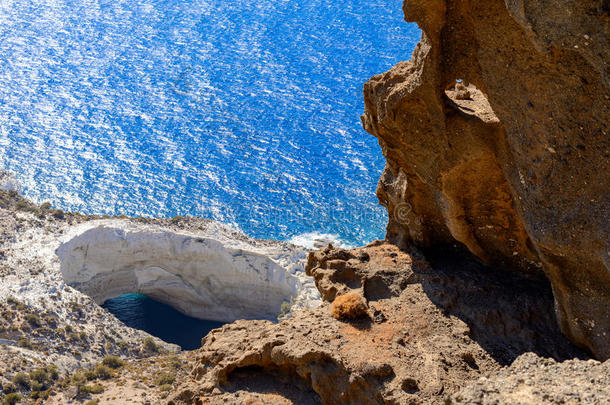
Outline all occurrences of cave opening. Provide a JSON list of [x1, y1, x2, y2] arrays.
[[56, 225, 301, 350], [102, 293, 224, 350]]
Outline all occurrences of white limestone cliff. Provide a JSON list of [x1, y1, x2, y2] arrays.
[[56, 220, 319, 322]]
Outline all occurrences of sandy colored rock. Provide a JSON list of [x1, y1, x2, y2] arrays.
[[170, 243, 586, 404], [450, 352, 610, 405], [361, 0, 610, 359]]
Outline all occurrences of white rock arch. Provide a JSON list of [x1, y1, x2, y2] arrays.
[[56, 225, 299, 322]]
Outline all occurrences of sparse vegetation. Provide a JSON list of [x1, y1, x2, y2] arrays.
[[2, 393, 22, 405], [51, 209, 65, 219], [25, 313, 40, 327], [29, 368, 48, 384], [278, 298, 294, 319], [82, 384, 104, 394], [15, 200, 36, 212], [143, 337, 159, 352], [93, 365, 113, 380], [102, 355, 125, 369], [11, 373, 29, 390], [330, 292, 368, 320], [159, 383, 173, 392], [155, 373, 175, 386]]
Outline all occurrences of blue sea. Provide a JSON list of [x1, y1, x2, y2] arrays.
[[0, 0, 419, 247]]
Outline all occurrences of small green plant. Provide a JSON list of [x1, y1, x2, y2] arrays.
[[155, 373, 175, 386], [29, 368, 48, 384], [82, 384, 104, 394], [1, 383, 16, 394], [43, 315, 57, 326], [39, 202, 52, 210], [278, 298, 294, 319], [46, 365, 59, 381], [71, 372, 86, 385], [30, 389, 51, 400], [11, 373, 30, 389], [15, 200, 36, 212], [94, 365, 112, 380], [2, 393, 22, 405], [142, 337, 158, 352], [85, 400, 99, 405], [17, 338, 32, 350], [158, 383, 173, 392], [30, 381, 44, 391], [101, 355, 125, 369], [25, 314, 41, 327]]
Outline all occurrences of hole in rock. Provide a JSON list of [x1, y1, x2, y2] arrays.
[[224, 366, 322, 405], [102, 293, 224, 350], [401, 377, 419, 394], [56, 226, 300, 349]]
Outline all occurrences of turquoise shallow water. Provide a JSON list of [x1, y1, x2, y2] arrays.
[[0, 0, 419, 247]]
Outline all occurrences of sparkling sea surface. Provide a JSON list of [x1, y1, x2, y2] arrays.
[[0, 0, 419, 247]]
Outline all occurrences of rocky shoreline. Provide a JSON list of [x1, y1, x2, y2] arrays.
[[0, 188, 320, 403], [1, 0, 609, 404]]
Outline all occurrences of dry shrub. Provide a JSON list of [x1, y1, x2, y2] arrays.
[[330, 293, 368, 320]]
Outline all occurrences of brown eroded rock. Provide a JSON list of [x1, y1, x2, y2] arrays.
[[170, 243, 585, 404], [449, 352, 610, 405], [361, 0, 610, 359]]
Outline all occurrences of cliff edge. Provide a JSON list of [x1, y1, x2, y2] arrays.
[[166, 2, 609, 404], [361, 0, 609, 359]]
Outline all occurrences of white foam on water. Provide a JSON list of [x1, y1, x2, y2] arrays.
[[0, 171, 21, 193], [288, 231, 352, 251]]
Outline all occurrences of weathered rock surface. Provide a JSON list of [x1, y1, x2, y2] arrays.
[[170, 243, 589, 404], [57, 222, 313, 322], [450, 352, 610, 405], [361, 0, 610, 359]]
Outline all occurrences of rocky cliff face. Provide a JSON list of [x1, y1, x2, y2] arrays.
[[170, 243, 590, 404], [361, 0, 609, 359]]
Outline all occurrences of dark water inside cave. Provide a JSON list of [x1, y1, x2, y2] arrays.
[[102, 293, 224, 350]]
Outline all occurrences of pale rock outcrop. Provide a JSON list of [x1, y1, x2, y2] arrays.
[[450, 352, 610, 404], [0, 170, 20, 193], [56, 221, 318, 322]]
